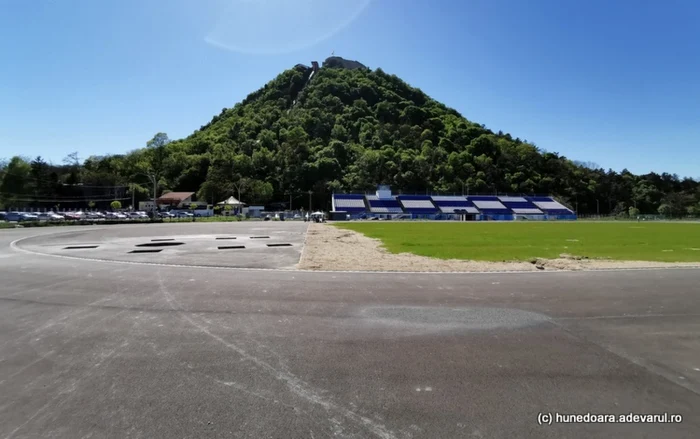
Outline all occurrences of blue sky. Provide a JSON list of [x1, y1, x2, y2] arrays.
[[1, 0, 699, 178]]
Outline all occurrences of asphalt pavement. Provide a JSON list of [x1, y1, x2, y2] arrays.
[[1, 222, 700, 438]]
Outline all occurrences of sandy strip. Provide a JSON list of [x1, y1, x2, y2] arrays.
[[298, 223, 700, 272]]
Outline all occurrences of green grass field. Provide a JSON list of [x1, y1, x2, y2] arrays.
[[334, 222, 700, 262]]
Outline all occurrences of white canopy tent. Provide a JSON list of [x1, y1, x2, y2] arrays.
[[217, 196, 245, 207]]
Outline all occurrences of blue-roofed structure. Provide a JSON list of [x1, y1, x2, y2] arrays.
[[329, 186, 577, 221]]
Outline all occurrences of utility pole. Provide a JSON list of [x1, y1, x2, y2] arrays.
[[133, 172, 158, 218], [596, 199, 600, 217], [131, 184, 135, 211], [308, 190, 313, 212]]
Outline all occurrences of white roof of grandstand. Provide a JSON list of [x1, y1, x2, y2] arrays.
[[498, 196, 527, 202], [533, 201, 571, 211], [334, 198, 365, 207], [365, 195, 379, 200], [401, 199, 434, 208], [431, 195, 468, 201]]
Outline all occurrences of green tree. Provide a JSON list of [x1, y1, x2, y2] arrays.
[[189, 203, 197, 211], [629, 207, 640, 217], [88, 201, 96, 210], [110, 200, 122, 211], [0, 156, 31, 207], [146, 133, 171, 149], [658, 204, 671, 216]]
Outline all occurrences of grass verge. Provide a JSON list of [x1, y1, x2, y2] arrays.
[[334, 221, 700, 262]]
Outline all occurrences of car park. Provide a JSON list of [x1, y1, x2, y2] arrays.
[[128, 211, 149, 219], [5, 212, 39, 222]]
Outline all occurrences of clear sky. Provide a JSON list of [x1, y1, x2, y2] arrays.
[[1, 0, 699, 178]]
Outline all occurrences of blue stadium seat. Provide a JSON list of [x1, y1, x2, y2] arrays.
[[366, 195, 403, 213], [431, 196, 480, 214]]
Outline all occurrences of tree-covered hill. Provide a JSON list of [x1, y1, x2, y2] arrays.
[[1, 57, 699, 215]]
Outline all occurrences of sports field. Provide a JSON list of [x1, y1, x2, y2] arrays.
[[334, 221, 700, 262]]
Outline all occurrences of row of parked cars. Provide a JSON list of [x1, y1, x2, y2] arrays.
[[0, 211, 152, 222]]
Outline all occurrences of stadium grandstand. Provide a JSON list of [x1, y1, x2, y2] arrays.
[[330, 186, 576, 221]]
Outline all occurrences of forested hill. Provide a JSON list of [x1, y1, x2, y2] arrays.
[[1, 58, 699, 215]]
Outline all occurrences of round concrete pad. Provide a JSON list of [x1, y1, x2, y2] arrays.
[[14, 222, 308, 269], [362, 306, 549, 331]]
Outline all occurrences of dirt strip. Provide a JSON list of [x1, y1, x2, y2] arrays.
[[298, 223, 700, 272]]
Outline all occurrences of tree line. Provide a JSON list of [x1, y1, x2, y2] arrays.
[[1, 62, 698, 216]]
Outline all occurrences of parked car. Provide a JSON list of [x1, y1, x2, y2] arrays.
[[37, 212, 64, 221], [0, 211, 6, 221], [5, 212, 39, 222], [158, 211, 175, 218], [63, 211, 84, 220], [175, 211, 194, 218], [128, 211, 149, 219], [85, 212, 105, 219]]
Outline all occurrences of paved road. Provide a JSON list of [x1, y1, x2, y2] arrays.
[[1, 223, 700, 438]]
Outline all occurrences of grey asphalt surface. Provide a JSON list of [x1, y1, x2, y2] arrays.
[[1, 222, 700, 438]]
